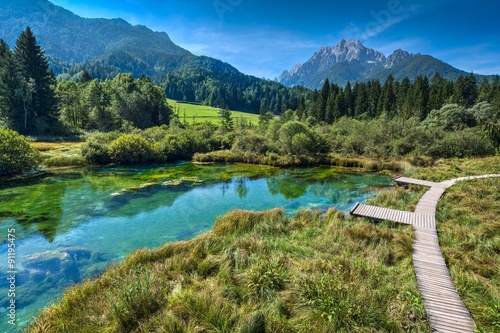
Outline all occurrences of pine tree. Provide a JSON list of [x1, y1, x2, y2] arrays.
[[219, 107, 234, 134], [478, 78, 491, 102], [0, 40, 22, 129], [14, 27, 57, 134], [411, 76, 430, 120], [344, 82, 353, 117], [317, 78, 330, 122], [380, 75, 396, 115], [462, 73, 479, 107], [429, 73, 445, 111]]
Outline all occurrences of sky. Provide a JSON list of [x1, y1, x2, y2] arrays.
[[49, 0, 500, 79]]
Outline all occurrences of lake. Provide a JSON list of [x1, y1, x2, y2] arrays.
[[0, 163, 392, 331]]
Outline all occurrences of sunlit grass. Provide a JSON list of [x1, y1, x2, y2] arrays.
[[27, 208, 428, 332], [31, 141, 86, 168], [367, 156, 500, 332], [168, 99, 260, 125]]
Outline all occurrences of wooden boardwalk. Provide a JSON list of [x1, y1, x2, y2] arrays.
[[351, 174, 500, 333]]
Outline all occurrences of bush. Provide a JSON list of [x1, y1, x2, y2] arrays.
[[278, 121, 320, 156], [427, 129, 495, 158], [0, 129, 42, 177], [81, 132, 120, 164], [232, 134, 274, 154], [108, 134, 160, 165]]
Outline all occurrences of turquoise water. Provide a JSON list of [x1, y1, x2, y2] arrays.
[[0, 163, 392, 332]]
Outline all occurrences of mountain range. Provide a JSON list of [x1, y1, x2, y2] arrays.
[[0, 0, 244, 80], [0, 0, 495, 95], [276, 39, 481, 89]]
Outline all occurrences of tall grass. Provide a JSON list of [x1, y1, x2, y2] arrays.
[[366, 156, 500, 332], [27, 208, 428, 332]]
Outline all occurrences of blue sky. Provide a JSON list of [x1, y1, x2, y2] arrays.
[[50, 0, 500, 79]]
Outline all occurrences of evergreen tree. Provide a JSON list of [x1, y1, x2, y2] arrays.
[[333, 91, 346, 121], [353, 82, 369, 117], [325, 93, 336, 124], [429, 73, 446, 111], [344, 82, 353, 117], [80, 70, 93, 84], [396, 77, 411, 118], [14, 27, 58, 134], [452, 74, 478, 107], [463, 73, 479, 107], [411, 76, 430, 120], [381, 75, 396, 115], [317, 79, 330, 122], [219, 107, 234, 134], [0, 40, 22, 129]]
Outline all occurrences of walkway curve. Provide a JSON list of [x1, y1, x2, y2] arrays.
[[351, 174, 500, 333]]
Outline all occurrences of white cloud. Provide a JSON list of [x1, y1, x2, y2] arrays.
[[340, 3, 420, 41]]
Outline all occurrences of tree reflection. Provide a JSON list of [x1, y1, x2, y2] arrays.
[[266, 174, 307, 199], [234, 177, 249, 199]]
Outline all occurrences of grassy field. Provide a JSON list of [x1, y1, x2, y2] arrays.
[[168, 99, 260, 125]]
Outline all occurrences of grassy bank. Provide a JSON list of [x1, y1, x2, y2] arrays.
[[194, 150, 406, 172], [27, 208, 428, 332], [31, 141, 87, 168]]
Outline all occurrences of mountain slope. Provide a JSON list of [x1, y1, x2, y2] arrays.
[[277, 39, 476, 89], [0, 0, 189, 63], [0, 0, 310, 114]]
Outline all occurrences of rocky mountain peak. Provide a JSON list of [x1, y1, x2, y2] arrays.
[[385, 48, 414, 68], [330, 39, 386, 63]]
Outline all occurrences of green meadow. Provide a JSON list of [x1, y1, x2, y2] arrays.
[[167, 99, 260, 125]]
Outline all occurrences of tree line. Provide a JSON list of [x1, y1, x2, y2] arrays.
[[295, 74, 500, 124], [0, 28, 173, 136]]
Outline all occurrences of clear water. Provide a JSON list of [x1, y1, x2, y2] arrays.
[[0, 163, 392, 332]]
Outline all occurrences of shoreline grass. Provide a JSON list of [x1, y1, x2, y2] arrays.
[[27, 208, 429, 332]]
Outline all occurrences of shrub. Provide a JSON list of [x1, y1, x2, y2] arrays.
[[108, 134, 160, 165], [81, 132, 120, 164], [0, 129, 42, 177], [427, 129, 495, 158], [278, 121, 320, 156], [232, 134, 274, 154]]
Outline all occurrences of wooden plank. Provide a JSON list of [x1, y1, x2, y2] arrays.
[[393, 176, 449, 188], [349, 174, 500, 333]]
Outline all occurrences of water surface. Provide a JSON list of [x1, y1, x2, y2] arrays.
[[0, 163, 392, 331]]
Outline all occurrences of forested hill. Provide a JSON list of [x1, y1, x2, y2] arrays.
[[0, 0, 189, 63], [0, 0, 308, 112]]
